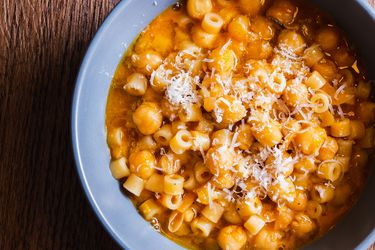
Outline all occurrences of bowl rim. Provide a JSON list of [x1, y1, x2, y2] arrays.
[[71, 1, 133, 248], [71, 0, 375, 249], [343, 2, 375, 248]]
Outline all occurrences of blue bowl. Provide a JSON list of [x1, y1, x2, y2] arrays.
[[71, 0, 375, 249]]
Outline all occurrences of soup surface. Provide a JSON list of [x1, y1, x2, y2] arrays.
[[105, 0, 374, 249]]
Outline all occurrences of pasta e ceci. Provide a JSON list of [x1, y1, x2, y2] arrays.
[[105, 0, 374, 249]]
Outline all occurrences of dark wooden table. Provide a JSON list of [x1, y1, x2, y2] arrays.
[[0, 0, 374, 249]]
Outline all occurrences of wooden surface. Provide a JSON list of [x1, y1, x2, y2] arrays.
[[0, 1, 121, 249], [0, 0, 374, 249]]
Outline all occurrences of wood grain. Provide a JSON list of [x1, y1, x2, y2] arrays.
[[0, 0, 374, 249], [0, 1, 121, 249]]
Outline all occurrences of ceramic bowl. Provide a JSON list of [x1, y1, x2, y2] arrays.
[[71, 0, 375, 249]]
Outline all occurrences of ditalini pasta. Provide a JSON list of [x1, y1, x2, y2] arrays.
[[105, 0, 374, 249]]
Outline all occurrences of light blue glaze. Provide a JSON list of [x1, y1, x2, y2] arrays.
[[71, 1, 375, 249]]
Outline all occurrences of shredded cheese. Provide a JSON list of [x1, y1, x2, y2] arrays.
[[165, 72, 198, 107], [334, 83, 347, 100], [220, 39, 232, 55], [132, 25, 358, 208]]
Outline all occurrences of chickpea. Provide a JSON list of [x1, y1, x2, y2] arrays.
[[124, 72, 148, 96], [206, 146, 235, 176], [331, 45, 355, 67], [236, 197, 262, 217], [274, 206, 294, 230], [281, 119, 301, 136], [268, 177, 296, 203], [219, 7, 240, 28], [194, 117, 214, 134], [133, 102, 163, 135], [266, 0, 297, 26], [151, 66, 170, 92], [349, 120, 366, 140], [239, 0, 264, 16], [132, 50, 163, 75], [312, 58, 338, 82], [211, 129, 233, 148], [287, 190, 308, 211], [201, 77, 225, 98], [223, 205, 243, 225], [250, 117, 283, 147], [208, 47, 236, 74], [237, 123, 254, 150], [212, 172, 235, 189], [265, 152, 294, 177], [294, 126, 327, 155], [217, 225, 247, 250], [357, 102, 375, 123], [247, 39, 273, 60], [254, 227, 284, 250], [293, 172, 313, 190], [303, 45, 325, 67], [214, 96, 247, 124], [316, 26, 340, 51], [294, 157, 317, 173], [191, 131, 211, 151], [228, 15, 250, 41], [158, 153, 182, 174], [278, 30, 306, 55], [318, 136, 338, 161], [136, 135, 157, 151], [187, 0, 213, 19], [251, 16, 275, 41], [283, 81, 308, 107], [129, 150, 156, 179], [291, 213, 316, 237]]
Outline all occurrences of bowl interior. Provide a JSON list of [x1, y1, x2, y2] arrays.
[[72, 0, 375, 249], [306, 1, 375, 249]]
